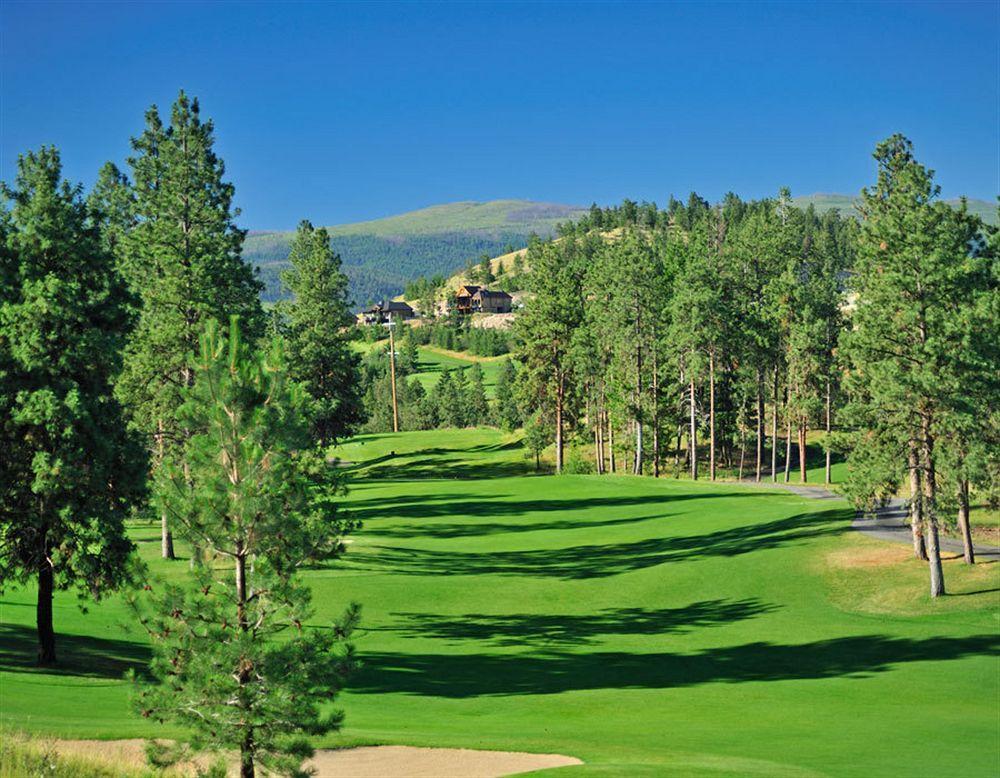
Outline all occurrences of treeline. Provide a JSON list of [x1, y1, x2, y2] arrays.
[[514, 135, 998, 598], [413, 320, 512, 356], [0, 92, 367, 777]]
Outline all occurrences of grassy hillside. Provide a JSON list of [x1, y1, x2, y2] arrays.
[[2, 428, 997, 776], [793, 192, 996, 224], [244, 200, 586, 305]]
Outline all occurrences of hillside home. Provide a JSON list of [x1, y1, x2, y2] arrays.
[[358, 299, 415, 325], [454, 285, 513, 314]]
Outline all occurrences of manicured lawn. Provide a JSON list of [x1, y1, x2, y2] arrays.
[[1, 428, 997, 776], [409, 346, 507, 397]]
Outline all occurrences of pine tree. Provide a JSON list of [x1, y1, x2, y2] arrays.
[[514, 235, 590, 472], [278, 220, 365, 445], [493, 358, 521, 430], [466, 363, 490, 424], [842, 134, 986, 597], [131, 319, 358, 778], [0, 147, 146, 664], [116, 91, 264, 559]]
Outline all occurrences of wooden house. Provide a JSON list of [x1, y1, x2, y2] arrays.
[[454, 285, 513, 315], [358, 299, 415, 325]]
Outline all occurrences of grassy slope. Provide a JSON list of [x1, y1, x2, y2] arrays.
[[1, 429, 997, 776], [355, 339, 508, 398], [793, 193, 997, 224]]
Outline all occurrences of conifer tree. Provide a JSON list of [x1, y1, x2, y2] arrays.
[[493, 358, 522, 430], [842, 134, 986, 597], [466, 363, 490, 423], [278, 220, 364, 445], [514, 235, 590, 472], [132, 318, 358, 778], [0, 148, 146, 664], [116, 91, 264, 558]]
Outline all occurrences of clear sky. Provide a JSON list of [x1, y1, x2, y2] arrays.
[[2, 1, 997, 230]]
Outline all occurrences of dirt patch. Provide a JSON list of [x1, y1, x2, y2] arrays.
[[44, 738, 582, 777]]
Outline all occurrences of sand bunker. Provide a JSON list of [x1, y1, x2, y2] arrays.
[[44, 738, 582, 777], [308, 745, 581, 777]]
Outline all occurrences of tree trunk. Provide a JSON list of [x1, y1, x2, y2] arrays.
[[555, 399, 563, 474], [908, 446, 928, 561], [594, 424, 603, 475], [737, 425, 746, 481], [824, 377, 832, 484], [754, 369, 763, 482], [37, 550, 56, 666], [957, 476, 975, 565], [921, 417, 945, 597], [798, 419, 807, 483], [156, 419, 175, 560], [633, 313, 643, 476], [771, 366, 779, 482], [236, 550, 254, 777], [783, 413, 792, 483], [608, 413, 615, 473], [690, 376, 698, 480], [709, 350, 716, 481], [652, 350, 660, 478]]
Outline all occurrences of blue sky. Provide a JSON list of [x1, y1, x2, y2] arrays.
[[2, 1, 997, 230]]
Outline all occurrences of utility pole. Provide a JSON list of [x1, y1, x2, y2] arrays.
[[387, 313, 399, 433]]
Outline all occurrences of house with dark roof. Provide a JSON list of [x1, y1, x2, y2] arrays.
[[358, 299, 415, 325], [454, 285, 513, 315]]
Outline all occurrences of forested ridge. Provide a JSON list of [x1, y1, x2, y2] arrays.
[[251, 195, 996, 308]]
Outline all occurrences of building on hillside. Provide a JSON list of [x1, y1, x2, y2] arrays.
[[474, 288, 513, 314], [454, 284, 513, 315], [357, 299, 415, 325], [454, 284, 481, 315]]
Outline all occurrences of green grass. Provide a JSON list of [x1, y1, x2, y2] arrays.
[[409, 346, 507, 397], [1, 428, 997, 776]]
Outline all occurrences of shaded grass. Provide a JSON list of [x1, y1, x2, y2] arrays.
[[1, 428, 997, 776]]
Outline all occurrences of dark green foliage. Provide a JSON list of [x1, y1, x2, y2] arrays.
[[248, 231, 541, 305], [277, 220, 365, 445], [408, 321, 511, 357], [131, 319, 358, 777], [0, 147, 146, 664], [117, 91, 265, 453], [493, 359, 522, 430], [466, 364, 490, 423], [840, 134, 993, 594]]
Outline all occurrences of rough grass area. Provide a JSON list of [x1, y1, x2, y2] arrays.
[[1, 428, 997, 776], [0, 732, 155, 778]]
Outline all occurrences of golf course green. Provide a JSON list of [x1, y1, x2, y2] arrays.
[[1, 428, 997, 776]]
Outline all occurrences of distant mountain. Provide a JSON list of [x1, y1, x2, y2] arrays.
[[243, 200, 587, 306], [792, 193, 996, 225]]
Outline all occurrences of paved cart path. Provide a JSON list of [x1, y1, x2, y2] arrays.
[[736, 478, 1000, 559]]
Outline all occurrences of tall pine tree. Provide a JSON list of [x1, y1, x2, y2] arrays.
[[278, 220, 365, 445], [116, 91, 264, 558], [0, 147, 146, 664]]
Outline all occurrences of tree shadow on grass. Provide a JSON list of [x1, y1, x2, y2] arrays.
[[363, 512, 666, 539], [345, 509, 851, 579], [351, 633, 1000, 698], [348, 490, 779, 525], [377, 598, 778, 647], [0, 623, 150, 680]]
